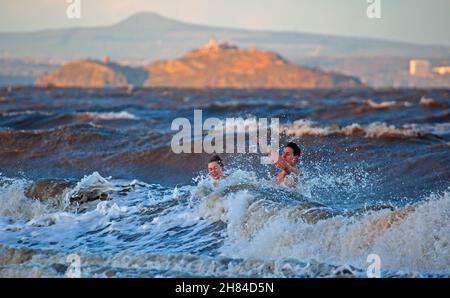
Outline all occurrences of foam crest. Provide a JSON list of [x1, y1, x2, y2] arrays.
[[282, 120, 426, 139], [78, 111, 139, 120], [0, 176, 48, 220], [62, 172, 120, 206]]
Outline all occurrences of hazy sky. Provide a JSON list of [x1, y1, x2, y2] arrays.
[[0, 0, 449, 46]]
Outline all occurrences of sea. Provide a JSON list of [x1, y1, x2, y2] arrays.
[[0, 86, 449, 277]]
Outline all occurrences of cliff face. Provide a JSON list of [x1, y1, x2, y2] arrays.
[[35, 60, 148, 88], [35, 41, 362, 89], [35, 60, 130, 88], [143, 41, 362, 88]]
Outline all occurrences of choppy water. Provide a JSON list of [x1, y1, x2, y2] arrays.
[[0, 87, 449, 277]]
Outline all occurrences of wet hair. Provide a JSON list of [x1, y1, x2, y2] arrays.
[[286, 142, 301, 157], [208, 155, 224, 167]]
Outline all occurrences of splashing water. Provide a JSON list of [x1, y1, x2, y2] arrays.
[[1, 170, 448, 277]]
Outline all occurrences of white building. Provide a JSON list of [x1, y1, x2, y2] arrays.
[[409, 59, 430, 77]]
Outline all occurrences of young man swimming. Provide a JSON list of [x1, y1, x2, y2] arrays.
[[259, 141, 301, 188], [207, 155, 225, 187]]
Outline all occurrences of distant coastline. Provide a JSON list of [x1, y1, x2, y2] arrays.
[[35, 40, 362, 89]]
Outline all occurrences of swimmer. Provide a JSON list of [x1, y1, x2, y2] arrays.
[[207, 155, 225, 187], [259, 140, 301, 188]]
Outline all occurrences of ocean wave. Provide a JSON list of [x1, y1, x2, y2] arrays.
[[0, 175, 48, 220], [77, 111, 139, 121], [216, 188, 450, 275], [187, 171, 450, 275], [405, 122, 450, 136], [0, 110, 54, 117], [64, 171, 120, 205], [0, 244, 373, 277], [0, 125, 110, 153], [207, 117, 435, 139], [0, 172, 131, 220], [1, 170, 449, 277], [363, 99, 412, 109], [420, 97, 448, 108], [281, 119, 428, 139], [205, 99, 310, 110]]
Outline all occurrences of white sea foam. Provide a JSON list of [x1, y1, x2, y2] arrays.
[[364, 99, 396, 109], [419, 97, 443, 107], [1, 170, 449, 277], [62, 171, 119, 205], [363, 99, 412, 109], [0, 176, 48, 220], [78, 111, 139, 120], [0, 243, 367, 277], [0, 172, 120, 220], [282, 119, 426, 138], [208, 117, 428, 139], [218, 189, 450, 275], [0, 110, 54, 117]]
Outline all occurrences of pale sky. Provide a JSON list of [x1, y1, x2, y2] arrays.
[[0, 0, 449, 46]]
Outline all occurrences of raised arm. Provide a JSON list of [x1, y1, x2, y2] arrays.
[[275, 158, 299, 175], [258, 140, 299, 175]]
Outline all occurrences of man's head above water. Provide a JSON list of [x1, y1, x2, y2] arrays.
[[207, 155, 224, 180], [282, 142, 301, 165]]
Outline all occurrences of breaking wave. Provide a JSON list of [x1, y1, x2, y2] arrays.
[[0, 170, 449, 277], [77, 111, 139, 120], [282, 119, 429, 139]]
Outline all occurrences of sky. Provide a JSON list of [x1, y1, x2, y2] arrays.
[[0, 0, 449, 46]]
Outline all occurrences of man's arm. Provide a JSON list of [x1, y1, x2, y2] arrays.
[[258, 140, 299, 175], [275, 159, 299, 175]]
